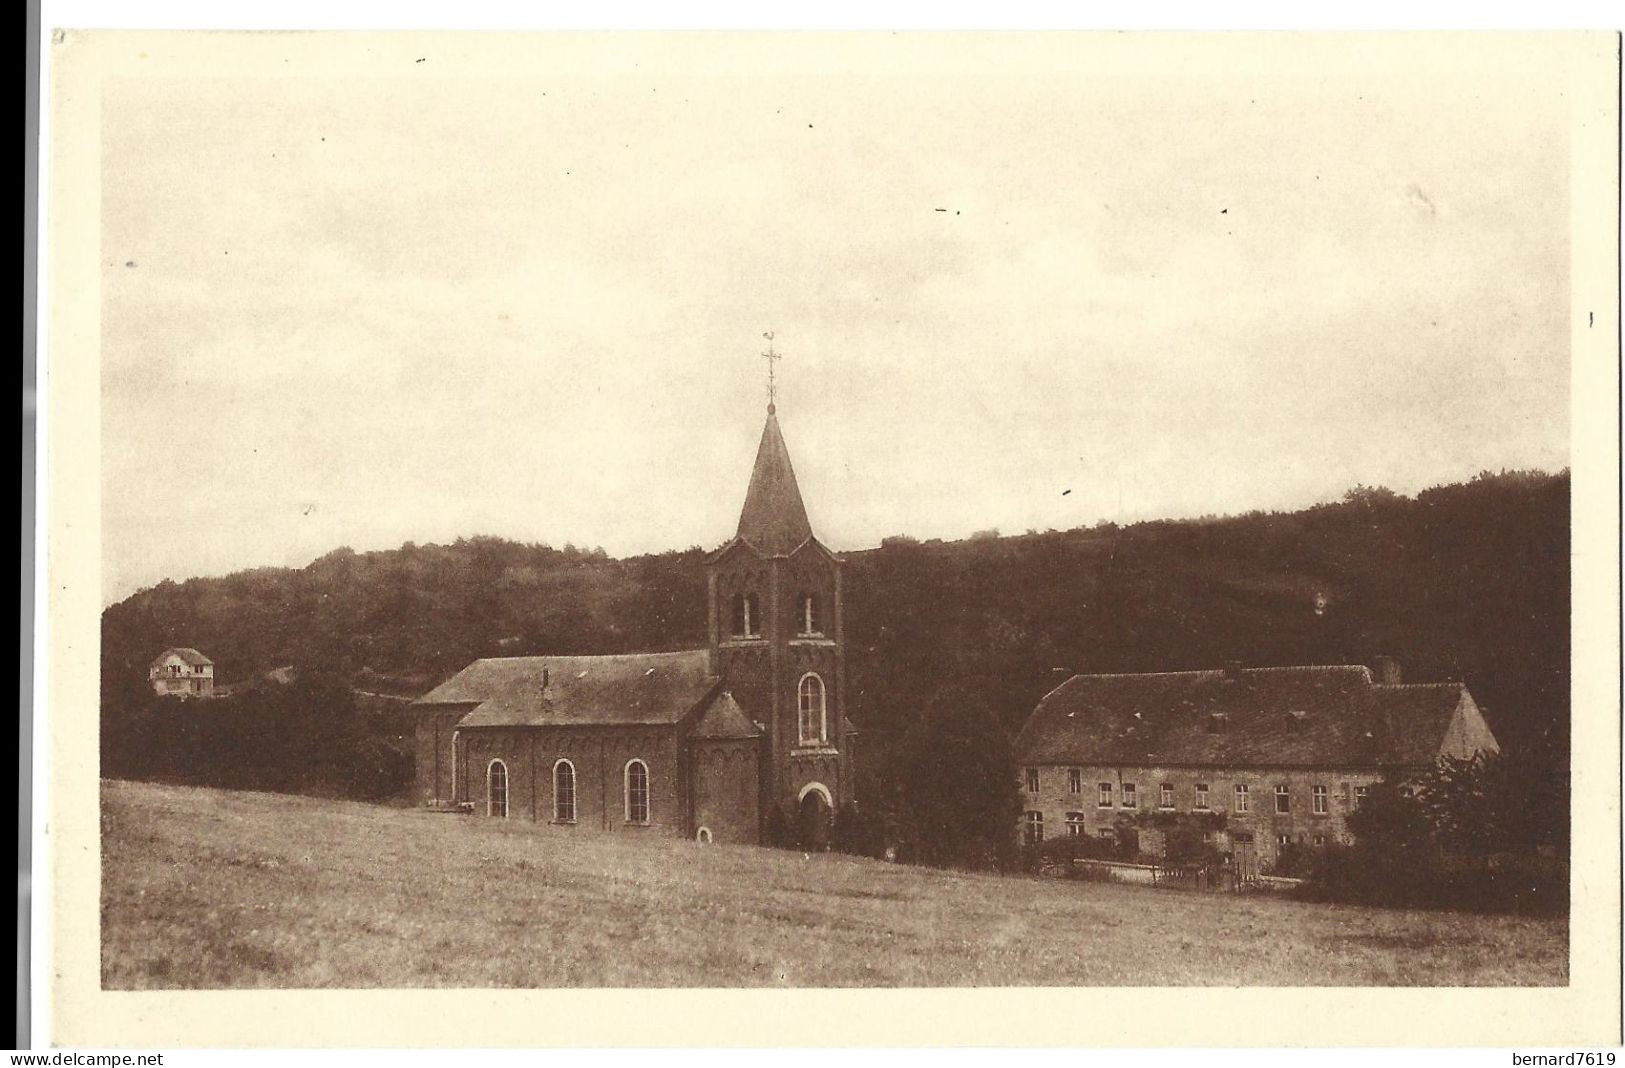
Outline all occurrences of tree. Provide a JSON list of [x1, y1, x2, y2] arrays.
[[893, 679, 1022, 869], [1414, 751, 1563, 857], [1306, 757, 1567, 914], [1345, 779, 1432, 851]]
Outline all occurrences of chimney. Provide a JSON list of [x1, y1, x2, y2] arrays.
[[1223, 660, 1244, 681], [1371, 656, 1402, 686]]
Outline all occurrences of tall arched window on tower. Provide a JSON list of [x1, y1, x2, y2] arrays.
[[487, 759, 508, 819], [625, 759, 650, 824], [796, 592, 821, 636], [553, 759, 576, 823], [797, 673, 827, 745], [730, 592, 760, 639]]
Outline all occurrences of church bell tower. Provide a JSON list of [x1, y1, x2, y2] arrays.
[[707, 378, 851, 843]]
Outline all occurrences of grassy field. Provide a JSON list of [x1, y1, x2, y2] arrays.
[[100, 779, 1567, 988]]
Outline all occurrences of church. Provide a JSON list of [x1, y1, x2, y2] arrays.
[[407, 397, 855, 847]]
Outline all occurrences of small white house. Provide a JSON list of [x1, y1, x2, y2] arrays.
[[149, 648, 215, 697]]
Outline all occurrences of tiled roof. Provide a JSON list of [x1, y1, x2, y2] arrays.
[[153, 647, 212, 667], [734, 409, 814, 557], [1376, 682, 1479, 765], [1015, 665, 1471, 770], [416, 650, 718, 729], [691, 691, 762, 740]]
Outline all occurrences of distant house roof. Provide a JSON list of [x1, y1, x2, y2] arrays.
[[1015, 665, 1494, 770], [415, 649, 719, 729], [152, 647, 212, 668]]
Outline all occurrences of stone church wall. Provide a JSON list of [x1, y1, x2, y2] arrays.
[[458, 726, 688, 838], [412, 708, 467, 805], [689, 739, 761, 844]]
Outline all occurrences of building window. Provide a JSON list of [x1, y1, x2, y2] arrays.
[[1121, 782, 1137, 809], [796, 593, 821, 636], [487, 760, 508, 819], [1159, 783, 1175, 810], [1065, 812, 1085, 837], [1311, 785, 1328, 815], [1274, 784, 1291, 814], [625, 759, 650, 824], [553, 760, 576, 823], [1067, 768, 1082, 794], [1098, 782, 1113, 808], [1354, 785, 1369, 807], [1234, 784, 1250, 813], [731, 592, 760, 638], [1024, 811, 1044, 845], [1023, 767, 1039, 793], [1194, 783, 1210, 811], [1313, 834, 1328, 847], [797, 674, 828, 745], [1276, 832, 1292, 847]]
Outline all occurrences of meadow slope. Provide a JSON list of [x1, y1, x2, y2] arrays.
[[100, 780, 1568, 989]]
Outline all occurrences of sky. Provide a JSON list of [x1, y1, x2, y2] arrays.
[[97, 34, 1572, 605]]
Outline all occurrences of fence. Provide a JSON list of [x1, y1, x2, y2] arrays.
[[1058, 857, 1304, 895]]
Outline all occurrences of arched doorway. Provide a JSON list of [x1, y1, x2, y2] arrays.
[[797, 782, 833, 851]]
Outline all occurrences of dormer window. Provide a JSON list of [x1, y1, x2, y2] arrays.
[[1206, 712, 1229, 734], [796, 592, 822, 636], [731, 592, 761, 639]]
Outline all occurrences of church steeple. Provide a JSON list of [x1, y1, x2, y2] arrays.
[[707, 338, 852, 841], [735, 409, 814, 556]]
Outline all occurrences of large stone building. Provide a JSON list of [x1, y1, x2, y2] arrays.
[[1012, 659, 1499, 870], [148, 647, 214, 697], [408, 401, 855, 845]]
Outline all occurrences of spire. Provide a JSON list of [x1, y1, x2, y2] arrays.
[[736, 408, 814, 556]]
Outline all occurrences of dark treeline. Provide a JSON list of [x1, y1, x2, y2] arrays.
[[101, 671, 413, 802], [102, 468, 1570, 867]]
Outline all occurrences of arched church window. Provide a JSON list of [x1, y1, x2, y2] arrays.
[[625, 759, 650, 824], [487, 759, 508, 819], [796, 592, 821, 636], [797, 673, 827, 745], [731, 592, 760, 638], [553, 759, 576, 823]]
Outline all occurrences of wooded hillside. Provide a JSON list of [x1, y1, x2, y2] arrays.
[[101, 468, 1570, 807]]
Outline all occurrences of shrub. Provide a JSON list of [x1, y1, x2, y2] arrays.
[[1035, 835, 1120, 863], [1297, 843, 1566, 916], [831, 801, 882, 857]]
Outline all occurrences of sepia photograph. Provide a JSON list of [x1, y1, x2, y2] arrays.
[[36, 23, 1620, 1050]]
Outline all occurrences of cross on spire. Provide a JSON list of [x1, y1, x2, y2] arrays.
[[761, 331, 782, 413]]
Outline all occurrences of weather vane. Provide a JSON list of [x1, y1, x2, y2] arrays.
[[762, 331, 782, 412]]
